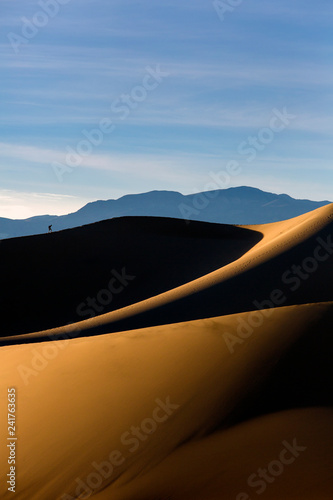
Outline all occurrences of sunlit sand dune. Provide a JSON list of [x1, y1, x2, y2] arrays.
[[0, 204, 332, 499], [0, 303, 332, 499], [111, 408, 333, 500]]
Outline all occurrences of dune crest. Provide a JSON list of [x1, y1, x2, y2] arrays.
[[2, 203, 332, 344]]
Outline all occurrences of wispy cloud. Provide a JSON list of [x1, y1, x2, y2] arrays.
[[0, 189, 87, 219], [0, 0, 332, 217], [0, 142, 206, 183]]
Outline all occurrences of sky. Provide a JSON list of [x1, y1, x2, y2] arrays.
[[1, 0, 332, 219]]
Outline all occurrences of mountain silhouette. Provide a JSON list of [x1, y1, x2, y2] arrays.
[[0, 186, 330, 240]]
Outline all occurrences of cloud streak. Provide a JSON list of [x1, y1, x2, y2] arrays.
[[0, 0, 332, 217]]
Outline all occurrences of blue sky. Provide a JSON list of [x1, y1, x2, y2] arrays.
[[1, 0, 332, 218]]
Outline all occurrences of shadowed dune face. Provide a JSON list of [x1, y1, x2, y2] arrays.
[[0, 217, 262, 336], [221, 306, 333, 426], [4, 203, 331, 344], [125, 219, 333, 334]]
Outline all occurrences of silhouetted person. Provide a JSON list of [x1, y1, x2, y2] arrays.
[[48, 225, 52, 233]]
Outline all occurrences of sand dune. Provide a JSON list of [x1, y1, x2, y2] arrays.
[[111, 407, 333, 500], [2, 203, 332, 344], [0, 217, 262, 337], [0, 204, 332, 499], [0, 303, 332, 499]]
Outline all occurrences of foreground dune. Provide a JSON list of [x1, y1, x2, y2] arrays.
[[1, 302, 333, 499], [111, 407, 333, 500], [0, 204, 332, 499]]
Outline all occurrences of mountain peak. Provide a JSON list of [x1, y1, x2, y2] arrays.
[[0, 187, 331, 240]]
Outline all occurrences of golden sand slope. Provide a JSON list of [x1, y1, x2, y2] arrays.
[[111, 408, 333, 500], [0, 302, 332, 499]]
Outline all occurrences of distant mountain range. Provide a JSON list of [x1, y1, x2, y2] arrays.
[[0, 186, 331, 240]]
